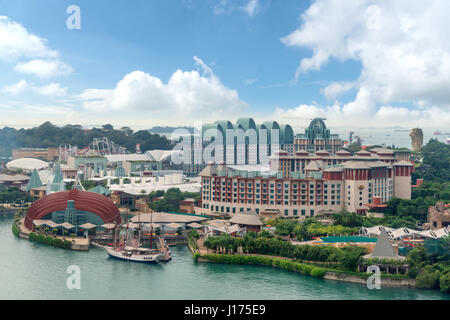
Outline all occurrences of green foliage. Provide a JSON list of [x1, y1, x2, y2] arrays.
[[363, 257, 407, 266], [337, 246, 367, 271], [332, 211, 363, 227], [408, 247, 428, 265], [416, 265, 441, 289], [200, 254, 321, 277], [193, 252, 200, 261], [310, 267, 327, 278], [439, 272, 450, 293], [148, 188, 200, 212], [272, 218, 358, 240], [0, 122, 172, 157], [204, 235, 366, 271], [28, 232, 72, 249], [189, 229, 200, 240], [345, 141, 362, 155], [414, 139, 450, 183], [0, 186, 34, 203], [11, 222, 19, 237]]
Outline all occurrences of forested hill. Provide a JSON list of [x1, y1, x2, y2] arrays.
[[0, 122, 173, 157], [148, 126, 194, 134]]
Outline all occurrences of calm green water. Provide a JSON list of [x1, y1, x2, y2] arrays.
[[0, 216, 448, 300]]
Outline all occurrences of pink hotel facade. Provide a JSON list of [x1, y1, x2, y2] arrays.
[[195, 148, 413, 218]]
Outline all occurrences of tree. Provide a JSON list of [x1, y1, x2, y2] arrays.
[[102, 124, 114, 131], [338, 246, 366, 271], [439, 272, 450, 293], [416, 265, 441, 289]]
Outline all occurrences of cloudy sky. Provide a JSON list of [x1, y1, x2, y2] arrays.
[[1, 0, 449, 131]]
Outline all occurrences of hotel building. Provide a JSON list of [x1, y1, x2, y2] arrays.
[[183, 117, 294, 175], [294, 118, 343, 155], [196, 151, 413, 218]]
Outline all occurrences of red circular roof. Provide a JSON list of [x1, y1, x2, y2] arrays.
[[25, 188, 121, 229]]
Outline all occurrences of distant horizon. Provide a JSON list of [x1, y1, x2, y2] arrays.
[[1, 1, 449, 129]]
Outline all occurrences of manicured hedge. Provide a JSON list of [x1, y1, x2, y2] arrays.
[[29, 232, 72, 249], [11, 222, 19, 237], [199, 254, 326, 278], [204, 234, 367, 271]]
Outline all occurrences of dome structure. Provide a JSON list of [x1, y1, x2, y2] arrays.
[[6, 158, 49, 171], [24, 188, 121, 229], [305, 118, 331, 140]]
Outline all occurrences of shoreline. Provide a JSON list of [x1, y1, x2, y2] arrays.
[[188, 241, 416, 288]]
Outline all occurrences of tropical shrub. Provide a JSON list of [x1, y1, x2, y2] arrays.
[[310, 267, 327, 278], [416, 265, 441, 289], [439, 272, 450, 293]]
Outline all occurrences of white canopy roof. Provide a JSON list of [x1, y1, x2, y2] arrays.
[[6, 158, 49, 171], [186, 222, 203, 229], [101, 223, 116, 229], [208, 224, 242, 234], [60, 222, 74, 229], [79, 223, 97, 230], [165, 222, 183, 229]]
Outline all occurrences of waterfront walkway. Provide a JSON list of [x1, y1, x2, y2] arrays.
[[17, 218, 89, 249]]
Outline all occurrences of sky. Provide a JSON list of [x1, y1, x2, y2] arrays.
[[0, 0, 449, 132]]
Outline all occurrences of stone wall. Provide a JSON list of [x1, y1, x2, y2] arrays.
[[427, 201, 450, 230]]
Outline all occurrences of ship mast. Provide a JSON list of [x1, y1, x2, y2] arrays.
[[125, 208, 129, 246], [150, 211, 153, 251]]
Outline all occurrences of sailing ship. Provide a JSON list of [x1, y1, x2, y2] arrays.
[[103, 210, 168, 264]]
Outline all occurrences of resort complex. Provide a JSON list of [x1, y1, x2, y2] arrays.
[[2, 117, 449, 298], [196, 150, 413, 217]]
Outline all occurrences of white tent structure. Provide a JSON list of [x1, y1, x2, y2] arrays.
[[6, 158, 49, 171], [360, 226, 449, 240], [206, 224, 242, 236], [360, 226, 395, 237]]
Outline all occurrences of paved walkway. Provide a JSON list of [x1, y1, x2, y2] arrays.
[[17, 218, 89, 246]]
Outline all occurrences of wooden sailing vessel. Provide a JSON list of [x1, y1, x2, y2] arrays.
[[105, 210, 164, 264]]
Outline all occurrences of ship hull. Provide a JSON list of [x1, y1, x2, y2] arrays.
[[106, 247, 161, 263]]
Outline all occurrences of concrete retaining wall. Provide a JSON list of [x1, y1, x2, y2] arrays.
[[324, 272, 416, 287]]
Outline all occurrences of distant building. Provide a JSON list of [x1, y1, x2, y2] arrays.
[[196, 157, 412, 217], [24, 188, 121, 230], [294, 118, 343, 155], [426, 202, 450, 230], [0, 173, 29, 189], [67, 156, 108, 178], [6, 158, 49, 172], [12, 147, 59, 161], [183, 118, 294, 175]]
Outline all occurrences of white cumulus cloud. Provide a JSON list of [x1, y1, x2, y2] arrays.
[[0, 16, 58, 61], [279, 0, 450, 128], [2, 79, 67, 96], [78, 57, 247, 120], [2, 79, 29, 95], [14, 59, 73, 78]]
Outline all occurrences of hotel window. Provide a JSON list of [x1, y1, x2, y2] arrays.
[[301, 209, 306, 216], [284, 209, 289, 216], [293, 209, 298, 216]]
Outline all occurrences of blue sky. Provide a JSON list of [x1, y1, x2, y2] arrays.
[[0, 0, 449, 131]]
